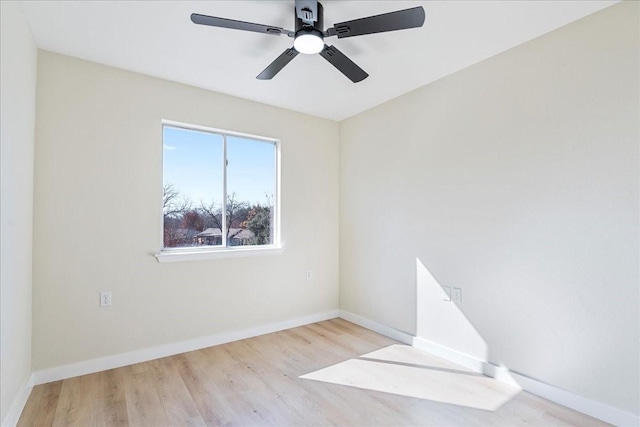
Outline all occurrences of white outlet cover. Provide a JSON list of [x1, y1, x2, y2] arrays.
[[452, 288, 462, 304], [442, 286, 452, 301], [100, 291, 112, 307]]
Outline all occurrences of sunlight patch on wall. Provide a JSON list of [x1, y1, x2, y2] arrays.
[[300, 344, 520, 411], [416, 258, 489, 363]]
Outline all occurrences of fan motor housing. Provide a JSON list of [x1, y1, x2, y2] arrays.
[[295, 2, 324, 34]]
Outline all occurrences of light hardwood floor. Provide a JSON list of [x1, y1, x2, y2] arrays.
[[18, 319, 609, 426]]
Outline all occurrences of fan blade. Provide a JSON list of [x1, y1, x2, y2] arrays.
[[324, 6, 425, 38], [191, 13, 293, 37], [256, 48, 299, 80], [319, 45, 368, 83]]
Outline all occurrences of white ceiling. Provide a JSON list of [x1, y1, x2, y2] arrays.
[[20, 0, 617, 121]]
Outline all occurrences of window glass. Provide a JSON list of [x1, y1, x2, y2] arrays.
[[162, 124, 278, 250], [227, 136, 276, 246]]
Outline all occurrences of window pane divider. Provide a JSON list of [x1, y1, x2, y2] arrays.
[[222, 134, 228, 248]]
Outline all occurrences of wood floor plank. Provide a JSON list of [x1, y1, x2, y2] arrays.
[[18, 319, 611, 426], [122, 364, 168, 426], [90, 369, 128, 426], [51, 373, 98, 426], [148, 357, 206, 426], [17, 380, 62, 427], [174, 351, 238, 425]]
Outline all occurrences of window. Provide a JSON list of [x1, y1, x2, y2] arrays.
[[161, 121, 279, 256]]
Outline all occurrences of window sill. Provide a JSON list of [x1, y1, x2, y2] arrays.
[[154, 246, 284, 263]]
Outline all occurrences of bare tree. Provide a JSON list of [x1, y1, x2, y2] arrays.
[[162, 183, 193, 247], [200, 200, 223, 231], [226, 192, 249, 231], [163, 183, 191, 218], [199, 192, 249, 239], [182, 209, 205, 232], [242, 193, 274, 245], [263, 192, 275, 208]]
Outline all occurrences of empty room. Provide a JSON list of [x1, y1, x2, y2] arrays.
[[1, 0, 638, 426]]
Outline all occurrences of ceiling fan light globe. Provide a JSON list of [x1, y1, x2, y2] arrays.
[[294, 32, 324, 54]]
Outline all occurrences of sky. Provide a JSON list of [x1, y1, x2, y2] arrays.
[[163, 126, 276, 207]]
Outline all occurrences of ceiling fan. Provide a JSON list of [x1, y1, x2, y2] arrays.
[[191, 0, 425, 83]]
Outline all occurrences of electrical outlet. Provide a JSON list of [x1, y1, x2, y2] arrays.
[[442, 286, 451, 301], [452, 288, 462, 304], [100, 291, 112, 307], [306, 269, 312, 280]]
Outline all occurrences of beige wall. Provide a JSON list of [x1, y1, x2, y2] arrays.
[[0, 1, 37, 423], [32, 51, 339, 371], [339, 1, 638, 416], [20, 0, 638, 419]]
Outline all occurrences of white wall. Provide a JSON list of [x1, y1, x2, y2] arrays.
[[0, 1, 37, 423], [339, 1, 638, 416], [32, 51, 339, 371]]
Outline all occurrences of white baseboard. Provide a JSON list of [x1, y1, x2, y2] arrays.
[[338, 310, 413, 344], [2, 374, 34, 427], [509, 371, 639, 427], [412, 336, 486, 372], [340, 311, 639, 427], [21, 309, 640, 427], [412, 337, 520, 388], [33, 310, 339, 385]]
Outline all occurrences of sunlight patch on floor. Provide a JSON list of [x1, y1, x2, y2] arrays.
[[300, 344, 520, 411]]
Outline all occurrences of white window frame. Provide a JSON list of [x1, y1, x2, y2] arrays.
[[155, 120, 282, 263]]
